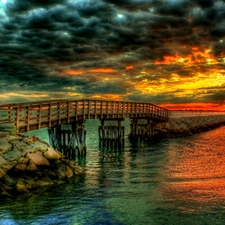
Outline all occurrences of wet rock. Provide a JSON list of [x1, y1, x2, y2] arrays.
[[0, 155, 7, 165], [27, 152, 50, 166], [17, 157, 29, 165], [44, 147, 62, 160], [11, 140, 29, 152], [16, 179, 30, 193], [0, 132, 10, 138], [1, 160, 17, 172], [54, 161, 67, 179], [35, 176, 54, 186], [22, 136, 37, 145], [15, 164, 27, 171], [0, 133, 83, 198], [0, 138, 12, 154], [155, 115, 225, 138], [2, 175, 16, 187], [2, 150, 23, 162], [29, 140, 49, 153], [0, 190, 12, 197], [26, 163, 39, 173], [5, 135, 22, 142], [65, 165, 74, 178], [0, 168, 6, 179]]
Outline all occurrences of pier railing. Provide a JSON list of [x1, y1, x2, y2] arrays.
[[0, 99, 170, 133]]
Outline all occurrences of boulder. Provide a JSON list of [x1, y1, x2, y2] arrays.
[[15, 164, 27, 171], [44, 147, 62, 160], [4, 135, 22, 142], [68, 160, 83, 173], [65, 165, 74, 178], [0, 155, 8, 165], [26, 163, 39, 172], [0, 133, 83, 198], [2, 175, 16, 187], [0, 132, 10, 138], [0, 168, 6, 179], [2, 150, 24, 162], [22, 136, 36, 145], [0, 138, 12, 154], [11, 140, 29, 152], [35, 176, 54, 186], [27, 152, 50, 166], [29, 140, 49, 153], [1, 160, 17, 172], [54, 161, 67, 179], [17, 157, 29, 165], [0, 190, 12, 197], [16, 179, 30, 193]]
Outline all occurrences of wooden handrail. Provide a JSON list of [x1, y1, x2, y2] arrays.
[[0, 99, 170, 133]]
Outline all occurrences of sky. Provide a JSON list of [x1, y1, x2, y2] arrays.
[[1, 0, 225, 111]]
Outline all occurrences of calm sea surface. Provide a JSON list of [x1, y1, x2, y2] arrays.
[[1, 119, 225, 225]]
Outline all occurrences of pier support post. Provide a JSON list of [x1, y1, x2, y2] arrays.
[[48, 120, 87, 158], [48, 125, 61, 151], [71, 119, 87, 157], [129, 119, 155, 141], [98, 119, 124, 151]]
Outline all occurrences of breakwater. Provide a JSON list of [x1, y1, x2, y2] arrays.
[[0, 132, 82, 198], [155, 115, 225, 138]]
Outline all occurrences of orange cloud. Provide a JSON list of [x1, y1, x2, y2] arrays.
[[159, 102, 225, 111], [88, 68, 118, 73], [91, 94, 122, 101], [61, 70, 83, 75], [154, 55, 183, 65], [154, 47, 217, 66], [126, 65, 134, 70]]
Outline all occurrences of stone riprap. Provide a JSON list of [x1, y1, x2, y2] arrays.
[[155, 115, 225, 138], [0, 132, 82, 198]]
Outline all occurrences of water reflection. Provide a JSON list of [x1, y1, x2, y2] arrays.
[[161, 127, 225, 212], [1, 124, 225, 224]]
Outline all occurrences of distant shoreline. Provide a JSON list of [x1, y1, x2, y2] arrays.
[[155, 115, 225, 138]]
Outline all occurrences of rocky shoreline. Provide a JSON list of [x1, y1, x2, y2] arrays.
[[0, 132, 82, 198], [1, 115, 225, 198], [155, 115, 225, 138]]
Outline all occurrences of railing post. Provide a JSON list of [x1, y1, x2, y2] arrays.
[[49, 103, 52, 128], [94, 100, 97, 116], [26, 106, 30, 132], [58, 102, 61, 125], [38, 104, 42, 129], [16, 107, 20, 133], [67, 101, 71, 123]]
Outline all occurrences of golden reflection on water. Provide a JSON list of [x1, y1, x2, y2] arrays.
[[162, 126, 225, 207]]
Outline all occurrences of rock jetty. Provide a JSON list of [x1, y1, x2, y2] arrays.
[[155, 115, 225, 138], [0, 132, 82, 198]]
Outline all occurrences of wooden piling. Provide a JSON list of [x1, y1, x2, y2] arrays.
[[99, 119, 124, 151], [48, 120, 87, 159], [129, 119, 155, 142]]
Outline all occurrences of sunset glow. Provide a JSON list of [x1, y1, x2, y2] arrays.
[[88, 68, 118, 73], [0, 0, 225, 111]]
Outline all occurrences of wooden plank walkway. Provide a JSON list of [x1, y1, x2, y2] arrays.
[[0, 99, 170, 133]]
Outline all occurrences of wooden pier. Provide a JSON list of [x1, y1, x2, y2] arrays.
[[0, 99, 170, 156]]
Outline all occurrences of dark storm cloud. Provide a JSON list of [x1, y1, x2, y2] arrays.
[[1, 0, 225, 105], [6, 0, 68, 14]]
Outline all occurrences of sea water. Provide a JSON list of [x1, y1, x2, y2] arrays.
[[0, 119, 225, 225]]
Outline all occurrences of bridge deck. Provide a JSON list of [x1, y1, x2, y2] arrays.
[[0, 99, 170, 133]]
